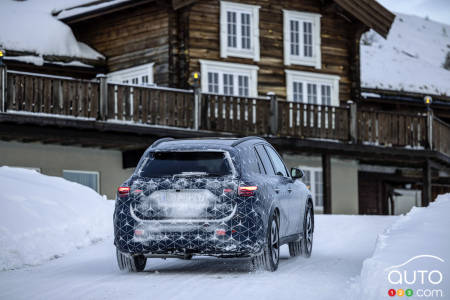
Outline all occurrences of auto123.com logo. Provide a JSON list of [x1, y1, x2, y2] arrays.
[[385, 255, 445, 298]]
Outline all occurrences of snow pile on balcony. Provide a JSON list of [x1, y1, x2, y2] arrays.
[[361, 13, 450, 96], [0, 0, 103, 60], [348, 193, 450, 299], [0, 166, 114, 271]]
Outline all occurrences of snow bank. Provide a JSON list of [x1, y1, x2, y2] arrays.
[[0, 166, 114, 271], [361, 13, 450, 96], [0, 0, 103, 60], [349, 194, 450, 299]]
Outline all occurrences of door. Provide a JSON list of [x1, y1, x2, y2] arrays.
[[358, 172, 384, 214], [263, 145, 297, 236], [254, 144, 288, 237]]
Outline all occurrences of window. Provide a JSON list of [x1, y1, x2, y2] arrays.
[[139, 152, 232, 177], [254, 145, 274, 175], [63, 170, 99, 193], [264, 146, 288, 177], [107, 63, 154, 86], [200, 60, 258, 97], [254, 149, 266, 174], [300, 167, 323, 210], [220, 1, 260, 61], [286, 70, 339, 105], [283, 10, 321, 68]]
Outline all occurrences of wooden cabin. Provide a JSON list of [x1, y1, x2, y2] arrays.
[[1, 0, 449, 214], [56, 0, 393, 105]]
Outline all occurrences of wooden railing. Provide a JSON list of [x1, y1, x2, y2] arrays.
[[200, 93, 271, 135], [278, 102, 349, 141], [1, 71, 449, 158], [358, 110, 427, 148], [107, 83, 194, 128], [5, 72, 99, 118], [433, 117, 450, 156]]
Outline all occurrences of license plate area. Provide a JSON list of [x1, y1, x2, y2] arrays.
[[144, 189, 218, 219]]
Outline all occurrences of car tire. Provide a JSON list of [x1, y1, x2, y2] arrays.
[[301, 201, 314, 258], [252, 212, 280, 271], [116, 248, 147, 272]]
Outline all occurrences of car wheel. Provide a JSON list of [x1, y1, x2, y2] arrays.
[[116, 248, 147, 272], [252, 212, 280, 271], [302, 202, 314, 258]]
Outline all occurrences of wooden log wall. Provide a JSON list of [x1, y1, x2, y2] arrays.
[[71, 3, 171, 85], [187, 0, 361, 102]]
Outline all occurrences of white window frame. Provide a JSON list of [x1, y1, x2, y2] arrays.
[[300, 166, 323, 211], [107, 63, 154, 85], [286, 70, 339, 105], [200, 59, 259, 97], [283, 10, 321, 68], [220, 1, 260, 61], [62, 170, 100, 193]]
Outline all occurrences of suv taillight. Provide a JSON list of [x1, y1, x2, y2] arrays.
[[118, 186, 130, 197], [238, 186, 257, 196]]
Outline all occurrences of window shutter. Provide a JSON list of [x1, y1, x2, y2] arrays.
[[314, 15, 321, 69], [283, 11, 291, 65], [220, 3, 228, 58], [253, 7, 260, 61]]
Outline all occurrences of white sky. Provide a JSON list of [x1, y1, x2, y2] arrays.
[[378, 0, 450, 25]]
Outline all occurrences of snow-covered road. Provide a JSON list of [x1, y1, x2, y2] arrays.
[[0, 215, 396, 300]]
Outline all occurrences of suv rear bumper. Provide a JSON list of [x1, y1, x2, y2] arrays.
[[114, 201, 265, 257]]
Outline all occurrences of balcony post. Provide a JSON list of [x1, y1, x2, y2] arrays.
[[426, 108, 433, 150], [424, 95, 433, 149], [97, 74, 108, 120], [349, 101, 358, 143], [194, 87, 201, 130], [268, 92, 278, 135], [422, 159, 431, 207], [0, 50, 6, 113], [322, 153, 332, 214]]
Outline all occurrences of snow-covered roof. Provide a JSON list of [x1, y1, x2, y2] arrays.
[[0, 0, 104, 62], [361, 13, 450, 97], [57, 0, 132, 20]]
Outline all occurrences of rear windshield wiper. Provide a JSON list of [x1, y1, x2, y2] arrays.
[[172, 172, 230, 178], [173, 172, 209, 177]]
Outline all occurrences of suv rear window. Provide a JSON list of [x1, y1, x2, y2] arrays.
[[139, 151, 232, 177]]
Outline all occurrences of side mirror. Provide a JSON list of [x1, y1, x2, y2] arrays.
[[291, 168, 304, 179]]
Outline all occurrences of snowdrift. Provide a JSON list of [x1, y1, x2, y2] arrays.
[[0, 167, 114, 271], [350, 194, 450, 299]]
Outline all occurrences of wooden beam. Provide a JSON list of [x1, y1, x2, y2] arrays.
[[322, 154, 332, 214], [422, 159, 432, 207]]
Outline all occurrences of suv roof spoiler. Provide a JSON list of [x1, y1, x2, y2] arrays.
[[231, 136, 267, 146], [150, 137, 174, 148], [150, 136, 266, 149]]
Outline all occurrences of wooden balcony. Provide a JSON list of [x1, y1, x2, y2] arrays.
[[1, 71, 448, 160]]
